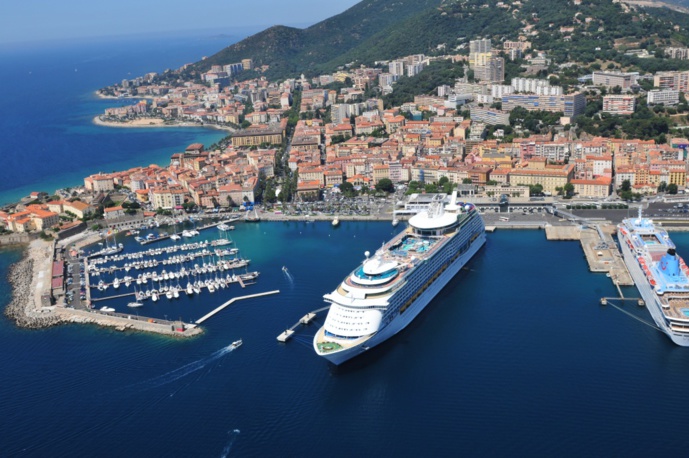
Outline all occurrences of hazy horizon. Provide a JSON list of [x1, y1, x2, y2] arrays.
[[0, 0, 361, 45]]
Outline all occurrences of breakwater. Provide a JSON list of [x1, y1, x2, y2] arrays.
[[4, 254, 59, 328]]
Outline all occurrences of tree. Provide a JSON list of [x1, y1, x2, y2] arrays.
[[462, 178, 473, 184], [424, 183, 439, 193], [528, 184, 543, 196], [438, 176, 449, 187], [620, 180, 632, 192], [375, 178, 394, 193], [340, 181, 357, 197], [658, 181, 667, 193], [668, 183, 679, 194], [264, 187, 277, 203], [564, 183, 574, 197]]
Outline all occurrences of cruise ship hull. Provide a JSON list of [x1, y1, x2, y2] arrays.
[[316, 232, 486, 365], [618, 235, 689, 346]]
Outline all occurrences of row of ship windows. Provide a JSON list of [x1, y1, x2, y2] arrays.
[[328, 325, 370, 333], [331, 314, 369, 322]]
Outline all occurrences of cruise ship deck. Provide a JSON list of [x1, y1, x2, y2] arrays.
[[314, 195, 485, 362]]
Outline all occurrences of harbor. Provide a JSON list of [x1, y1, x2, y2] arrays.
[[9, 215, 271, 337], [15, 207, 689, 339]]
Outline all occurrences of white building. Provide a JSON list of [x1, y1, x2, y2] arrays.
[[647, 89, 680, 105]]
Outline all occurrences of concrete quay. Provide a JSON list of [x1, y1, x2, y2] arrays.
[[545, 225, 581, 240], [545, 224, 633, 286], [53, 307, 201, 337]]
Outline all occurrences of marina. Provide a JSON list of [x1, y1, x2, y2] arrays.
[[46, 217, 267, 334]]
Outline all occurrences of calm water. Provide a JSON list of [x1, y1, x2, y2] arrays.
[[3, 34, 689, 456], [3, 224, 689, 456], [0, 33, 242, 206]]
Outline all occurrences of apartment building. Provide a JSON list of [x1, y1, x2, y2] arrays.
[[592, 71, 638, 90], [602, 95, 636, 115], [647, 89, 680, 105]]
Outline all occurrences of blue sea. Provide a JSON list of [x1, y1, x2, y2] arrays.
[[3, 34, 689, 456], [0, 31, 245, 206]]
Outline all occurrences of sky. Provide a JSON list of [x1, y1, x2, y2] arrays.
[[0, 0, 362, 45]]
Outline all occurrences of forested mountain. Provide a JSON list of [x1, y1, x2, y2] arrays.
[[195, 0, 689, 80], [194, 0, 442, 79]]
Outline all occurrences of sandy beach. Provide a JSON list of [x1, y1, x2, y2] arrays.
[[92, 115, 234, 132], [93, 91, 155, 100]]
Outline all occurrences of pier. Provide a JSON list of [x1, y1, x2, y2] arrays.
[[90, 291, 135, 302], [277, 306, 329, 342], [195, 290, 280, 324], [545, 223, 633, 286], [139, 220, 227, 245], [53, 307, 202, 337]]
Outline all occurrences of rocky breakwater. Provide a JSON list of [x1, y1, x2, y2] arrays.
[[4, 253, 59, 328]]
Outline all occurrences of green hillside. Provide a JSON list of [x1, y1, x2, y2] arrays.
[[195, 0, 689, 81], [195, 0, 443, 79]]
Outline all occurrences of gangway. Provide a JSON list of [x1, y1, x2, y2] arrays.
[[277, 306, 330, 342]]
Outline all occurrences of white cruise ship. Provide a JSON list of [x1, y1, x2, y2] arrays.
[[618, 209, 689, 346], [314, 192, 485, 364]]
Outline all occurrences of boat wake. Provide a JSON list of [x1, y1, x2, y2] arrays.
[[147, 344, 237, 390], [219, 429, 241, 458], [119, 343, 237, 394], [282, 267, 294, 284]]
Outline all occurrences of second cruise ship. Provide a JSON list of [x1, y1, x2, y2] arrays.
[[314, 192, 486, 364], [618, 209, 689, 346]]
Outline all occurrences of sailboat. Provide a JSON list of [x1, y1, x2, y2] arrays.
[[245, 208, 260, 222]]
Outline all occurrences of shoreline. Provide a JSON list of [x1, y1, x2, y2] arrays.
[[93, 90, 155, 101], [92, 115, 234, 132]]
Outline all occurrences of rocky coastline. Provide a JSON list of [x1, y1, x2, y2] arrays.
[[4, 251, 59, 329]]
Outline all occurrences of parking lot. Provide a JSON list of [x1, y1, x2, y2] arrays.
[[60, 249, 89, 309]]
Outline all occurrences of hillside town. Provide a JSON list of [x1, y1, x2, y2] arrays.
[[6, 31, 689, 236]]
